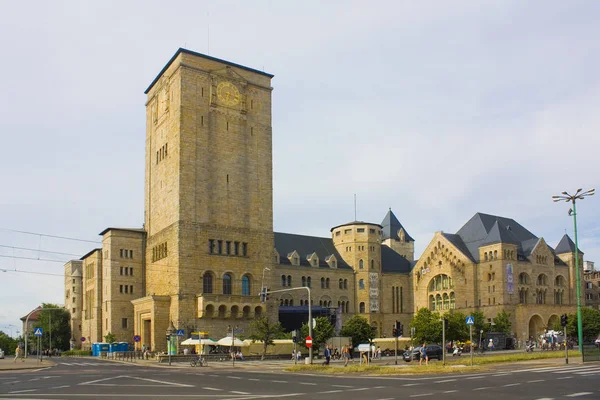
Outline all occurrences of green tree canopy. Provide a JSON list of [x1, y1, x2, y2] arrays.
[[33, 303, 71, 350], [248, 316, 285, 360], [300, 317, 334, 353], [492, 310, 512, 334], [442, 311, 469, 342], [104, 332, 116, 343], [410, 308, 442, 345], [339, 315, 376, 348], [0, 331, 18, 355], [565, 308, 600, 342]]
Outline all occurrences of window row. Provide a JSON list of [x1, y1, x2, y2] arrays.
[[428, 274, 454, 292], [518, 273, 565, 287], [119, 249, 134, 259], [429, 292, 456, 311], [156, 143, 168, 164], [203, 304, 263, 319], [518, 288, 564, 304], [391, 286, 403, 313], [535, 255, 548, 264], [119, 285, 134, 294], [208, 239, 248, 257], [85, 262, 96, 279], [202, 272, 252, 296], [152, 242, 168, 262], [334, 228, 379, 236], [484, 250, 498, 261], [119, 267, 133, 276], [358, 259, 375, 270]]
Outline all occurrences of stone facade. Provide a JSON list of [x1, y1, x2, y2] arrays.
[[66, 49, 589, 351], [64, 261, 82, 348], [584, 269, 600, 310]]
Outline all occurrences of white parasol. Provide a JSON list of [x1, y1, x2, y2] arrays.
[[216, 337, 248, 347]]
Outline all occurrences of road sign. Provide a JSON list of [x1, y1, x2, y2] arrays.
[[176, 329, 185, 337], [312, 318, 316, 329], [357, 344, 371, 352], [466, 316, 475, 325], [133, 335, 141, 342], [305, 336, 312, 348], [80, 337, 86, 342], [34, 328, 43, 337]]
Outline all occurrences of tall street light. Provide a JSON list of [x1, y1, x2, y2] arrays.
[[552, 188, 595, 352]]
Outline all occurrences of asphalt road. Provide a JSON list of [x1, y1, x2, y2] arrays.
[[1, 357, 599, 399]]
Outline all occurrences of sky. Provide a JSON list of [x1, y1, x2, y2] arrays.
[[1, 0, 599, 337]]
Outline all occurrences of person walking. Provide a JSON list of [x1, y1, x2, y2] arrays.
[[342, 345, 350, 367], [419, 343, 429, 366], [13, 346, 23, 363], [322, 345, 331, 365]]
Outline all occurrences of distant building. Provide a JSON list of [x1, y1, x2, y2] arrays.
[[20, 306, 42, 337], [65, 48, 585, 351]]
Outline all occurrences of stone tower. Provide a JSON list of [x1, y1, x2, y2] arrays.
[[135, 49, 274, 351], [381, 209, 415, 261]]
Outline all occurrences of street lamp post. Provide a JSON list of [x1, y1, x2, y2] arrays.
[[553, 188, 595, 353]]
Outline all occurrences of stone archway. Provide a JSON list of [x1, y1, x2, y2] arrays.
[[547, 314, 559, 330], [528, 314, 545, 339]]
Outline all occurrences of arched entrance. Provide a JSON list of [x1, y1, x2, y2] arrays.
[[528, 315, 545, 339], [547, 315, 559, 330]]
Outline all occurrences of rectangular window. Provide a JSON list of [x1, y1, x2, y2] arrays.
[[242, 242, 248, 256], [234, 241, 239, 255], [130, 267, 133, 276], [130, 285, 133, 294], [129, 250, 133, 258], [344, 229, 351, 234], [120, 267, 123, 275], [357, 228, 365, 233], [122, 318, 128, 329], [72, 278, 75, 284], [120, 285, 123, 293], [209, 239, 215, 254], [164, 144, 167, 158], [120, 249, 123, 258], [72, 308, 76, 314], [335, 231, 340, 236], [218, 240, 223, 254], [369, 229, 375, 234], [73, 297, 76, 303], [226, 241, 231, 255], [201, 115, 204, 126], [125, 285, 129, 294], [73, 286, 75, 293]]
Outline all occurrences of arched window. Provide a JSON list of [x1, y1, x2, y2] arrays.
[[485, 253, 488, 261], [359, 302, 365, 313], [519, 273, 530, 285], [519, 288, 527, 304], [242, 275, 250, 296], [326, 278, 330, 289], [494, 250, 498, 259], [359, 279, 365, 289], [555, 276, 565, 287], [300, 299, 304, 306], [307, 277, 312, 288], [450, 292, 455, 309], [443, 293, 450, 310], [429, 295, 435, 310], [280, 299, 284, 306], [321, 277, 325, 289], [223, 273, 232, 295], [281, 275, 286, 287], [344, 279, 348, 289], [302, 276, 306, 287], [290, 299, 294, 306], [371, 260, 374, 269], [339, 279, 343, 289], [359, 259, 364, 269], [287, 275, 292, 287], [203, 272, 213, 294], [537, 274, 548, 286]]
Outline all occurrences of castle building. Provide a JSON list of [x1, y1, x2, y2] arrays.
[[65, 49, 584, 351]]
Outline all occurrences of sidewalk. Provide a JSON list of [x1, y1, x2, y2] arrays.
[[0, 357, 55, 371]]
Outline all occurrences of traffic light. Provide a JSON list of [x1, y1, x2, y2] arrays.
[[398, 322, 404, 337], [392, 327, 397, 337], [561, 314, 568, 327], [443, 318, 449, 330], [292, 330, 298, 343], [260, 287, 268, 303]]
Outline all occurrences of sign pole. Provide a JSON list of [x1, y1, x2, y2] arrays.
[[470, 325, 473, 367], [442, 319, 446, 366], [395, 335, 398, 365]]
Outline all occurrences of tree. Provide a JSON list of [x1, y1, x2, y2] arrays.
[[33, 303, 71, 350], [0, 331, 18, 355], [471, 311, 488, 335], [104, 332, 116, 343], [248, 316, 285, 360], [339, 315, 376, 348], [410, 308, 442, 345], [300, 317, 334, 354], [442, 311, 469, 342], [492, 310, 512, 334], [565, 308, 600, 342]]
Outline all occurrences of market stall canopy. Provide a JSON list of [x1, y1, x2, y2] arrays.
[[181, 338, 218, 346], [217, 337, 248, 347]]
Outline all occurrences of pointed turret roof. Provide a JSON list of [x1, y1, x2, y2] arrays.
[[555, 234, 583, 255], [381, 208, 414, 242]]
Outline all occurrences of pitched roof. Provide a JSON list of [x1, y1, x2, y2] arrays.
[[440, 233, 476, 263], [274, 232, 351, 270], [555, 234, 583, 255], [454, 212, 552, 263], [381, 208, 414, 242], [20, 306, 42, 322], [381, 246, 413, 273]]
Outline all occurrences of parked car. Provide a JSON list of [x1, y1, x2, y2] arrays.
[[403, 345, 443, 362]]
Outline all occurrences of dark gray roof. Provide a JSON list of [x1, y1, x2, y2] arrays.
[[381, 209, 414, 242], [381, 246, 412, 273], [440, 233, 476, 263], [555, 234, 583, 255], [330, 221, 382, 232], [274, 232, 351, 270], [454, 212, 561, 263]]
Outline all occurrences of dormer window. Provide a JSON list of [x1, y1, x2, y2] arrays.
[[287, 251, 300, 266], [307, 252, 319, 267], [325, 254, 337, 269]]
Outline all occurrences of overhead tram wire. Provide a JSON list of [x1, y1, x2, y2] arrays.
[[0, 244, 81, 257], [0, 228, 102, 244]]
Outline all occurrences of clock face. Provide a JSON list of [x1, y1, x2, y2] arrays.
[[216, 81, 241, 106]]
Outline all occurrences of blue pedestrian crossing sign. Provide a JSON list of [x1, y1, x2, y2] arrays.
[[465, 316, 475, 325], [176, 329, 185, 336], [34, 328, 43, 336]]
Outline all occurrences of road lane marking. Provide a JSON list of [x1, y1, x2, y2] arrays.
[[375, 398, 395, 400], [348, 388, 369, 391], [50, 385, 70, 389], [9, 389, 38, 393], [248, 378, 260, 381], [436, 379, 457, 383], [465, 376, 485, 380], [79, 375, 194, 388], [403, 383, 422, 386], [566, 393, 593, 397], [410, 393, 433, 397], [473, 387, 492, 391], [226, 376, 242, 379], [271, 380, 287, 383], [299, 382, 317, 385], [320, 390, 343, 393], [492, 373, 511, 377], [557, 376, 573, 380], [443, 390, 458, 393], [2, 381, 20, 384], [203, 387, 222, 391], [229, 391, 250, 394], [332, 384, 353, 388], [527, 380, 545, 383], [503, 383, 521, 387]]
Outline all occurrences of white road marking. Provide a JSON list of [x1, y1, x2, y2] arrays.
[[320, 390, 343, 393], [375, 398, 395, 400], [473, 387, 492, 391], [9, 389, 37, 393], [299, 382, 317, 385], [248, 378, 260, 381], [203, 387, 222, 391], [410, 393, 433, 397], [229, 391, 250, 394], [566, 393, 593, 397], [557, 376, 573, 380], [552, 367, 600, 374], [443, 390, 458, 393], [436, 379, 457, 383], [271, 380, 288, 383], [465, 376, 485, 380], [79, 375, 193, 387], [332, 384, 353, 388], [503, 383, 521, 387], [534, 398, 554, 400], [574, 370, 600, 375], [403, 383, 422, 386], [492, 373, 511, 377], [226, 376, 242, 379], [50, 385, 70, 389], [527, 380, 545, 383], [2, 381, 20, 384]]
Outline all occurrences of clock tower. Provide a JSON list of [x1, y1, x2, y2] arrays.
[[135, 49, 274, 351]]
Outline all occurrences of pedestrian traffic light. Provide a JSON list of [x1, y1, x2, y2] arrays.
[[292, 330, 298, 343], [443, 318, 449, 330], [561, 314, 568, 327], [398, 322, 404, 337]]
